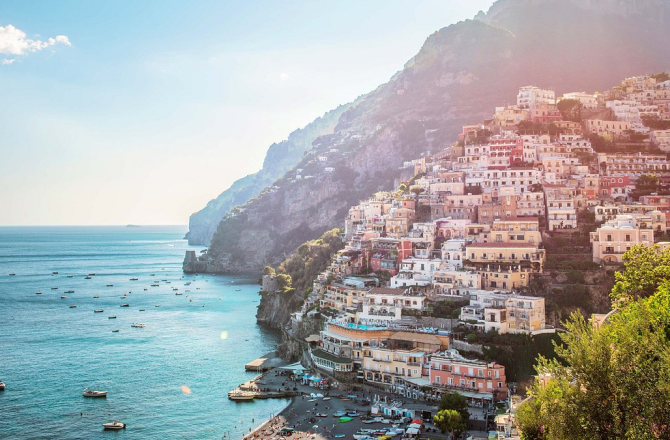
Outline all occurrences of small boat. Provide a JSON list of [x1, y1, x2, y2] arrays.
[[155, 304, 160, 307], [108, 316, 117, 319], [228, 392, 255, 401], [184, 282, 191, 286], [94, 309, 104, 313], [0, 381, 5, 390], [151, 284, 159, 287], [106, 284, 113, 287], [131, 323, 146, 328], [8, 273, 15, 276], [85, 276, 92, 280], [83, 389, 107, 398], [175, 292, 182, 296], [102, 421, 126, 430], [69, 305, 77, 308], [112, 330, 120, 333], [51, 287, 58, 290], [92, 295, 99, 298], [36, 292, 42, 295], [52, 271, 58, 274], [150, 274, 155, 276], [61, 296, 66, 299], [120, 303, 129, 307], [67, 275, 73, 278], [65, 290, 74, 293], [235, 289, 241, 291], [130, 278, 138, 281], [88, 273, 96, 276]]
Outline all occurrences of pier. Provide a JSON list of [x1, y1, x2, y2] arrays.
[[244, 351, 284, 372]]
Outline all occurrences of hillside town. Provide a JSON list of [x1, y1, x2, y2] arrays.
[[260, 73, 670, 438]]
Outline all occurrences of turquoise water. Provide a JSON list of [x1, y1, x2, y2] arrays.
[[0, 226, 289, 439]]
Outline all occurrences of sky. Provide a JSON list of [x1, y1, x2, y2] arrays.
[[0, 0, 495, 226]]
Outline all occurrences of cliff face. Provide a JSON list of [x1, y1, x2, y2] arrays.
[[187, 0, 670, 274], [256, 291, 304, 328], [185, 103, 352, 246]]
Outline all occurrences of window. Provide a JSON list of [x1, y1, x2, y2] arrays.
[[435, 376, 440, 384]]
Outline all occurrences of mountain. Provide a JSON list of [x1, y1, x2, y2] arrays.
[[185, 0, 670, 273], [185, 103, 353, 245]]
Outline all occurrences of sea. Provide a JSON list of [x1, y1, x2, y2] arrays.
[[0, 226, 290, 439]]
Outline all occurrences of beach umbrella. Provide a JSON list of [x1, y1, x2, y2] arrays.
[[412, 419, 423, 425], [338, 416, 352, 423], [312, 425, 319, 429]]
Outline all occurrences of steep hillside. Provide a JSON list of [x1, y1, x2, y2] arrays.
[[186, 103, 352, 245], [185, 0, 670, 273]]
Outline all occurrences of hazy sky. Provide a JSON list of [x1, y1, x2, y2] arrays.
[[0, 0, 495, 226]]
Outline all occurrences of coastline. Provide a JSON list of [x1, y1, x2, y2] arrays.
[[241, 397, 294, 439]]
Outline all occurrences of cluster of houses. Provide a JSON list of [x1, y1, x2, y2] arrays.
[[267, 74, 670, 406]]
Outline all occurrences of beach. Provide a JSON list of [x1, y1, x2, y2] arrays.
[[239, 367, 455, 440]]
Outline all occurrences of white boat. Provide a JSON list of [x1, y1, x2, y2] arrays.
[[228, 392, 255, 401], [131, 323, 146, 328], [94, 310, 104, 313], [102, 421, 126, 430], [83, 389, 107, 398]]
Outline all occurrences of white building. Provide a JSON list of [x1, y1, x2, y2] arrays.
[[517, 86, 556, 109]]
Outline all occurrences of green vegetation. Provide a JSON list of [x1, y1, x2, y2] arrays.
[[651, 71, 670, 83], [437, 392, 469, 433], [642, 116, 670, 130], [433, 409, 464, 437], [517, 121, 559, 136], [517, 246, 670, 439], [429, 299, 468, 319], [589, 133, 614, 152], [610, 244, 670, 306], [556, 99, 582, 122], [277, 228, 344, 294]]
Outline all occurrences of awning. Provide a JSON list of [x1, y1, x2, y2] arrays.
[[406, 427, 420, 435], [277, 362, 305, 372], [402, 377, 431, 387]]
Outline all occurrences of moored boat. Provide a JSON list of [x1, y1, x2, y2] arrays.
[[228, 392, 255, 401], [94, 309, 104, 313], [69, 305, 77, 308], [108, 316, 117, 319], [65, 290, 74, 293], [131, 323, 146, 328], [92, 295, 99, 298], [61, 296, 66, 299], [102, 421, 126, 430], [83, 389, 107, 398], [36, 292, 42, 295], [0, 381, 5, 390], [120, 303, 129, 307]]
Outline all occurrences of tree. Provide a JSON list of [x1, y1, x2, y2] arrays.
[[263, 266, 276, 276], [433, 409, 465, 438], [438, 392, 469, 422], [515, 397, 545, 440], [610, 244, 670, 306], [517, 262, 670, 439]]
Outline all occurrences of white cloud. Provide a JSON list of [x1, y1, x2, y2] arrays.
[[2, 58, 15, 65], [279, 72, 290, 81], [0, 24, 71, 64]]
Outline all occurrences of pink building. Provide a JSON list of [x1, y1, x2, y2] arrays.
[[428, 350, 508, 402]]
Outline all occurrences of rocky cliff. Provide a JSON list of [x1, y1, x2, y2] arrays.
[[186, 103, 352, 246], [185, 0, 670, 274]]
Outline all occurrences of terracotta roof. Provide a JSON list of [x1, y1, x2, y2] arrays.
[[369, 287, 407, 295], [467, 242, 540, 248]]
